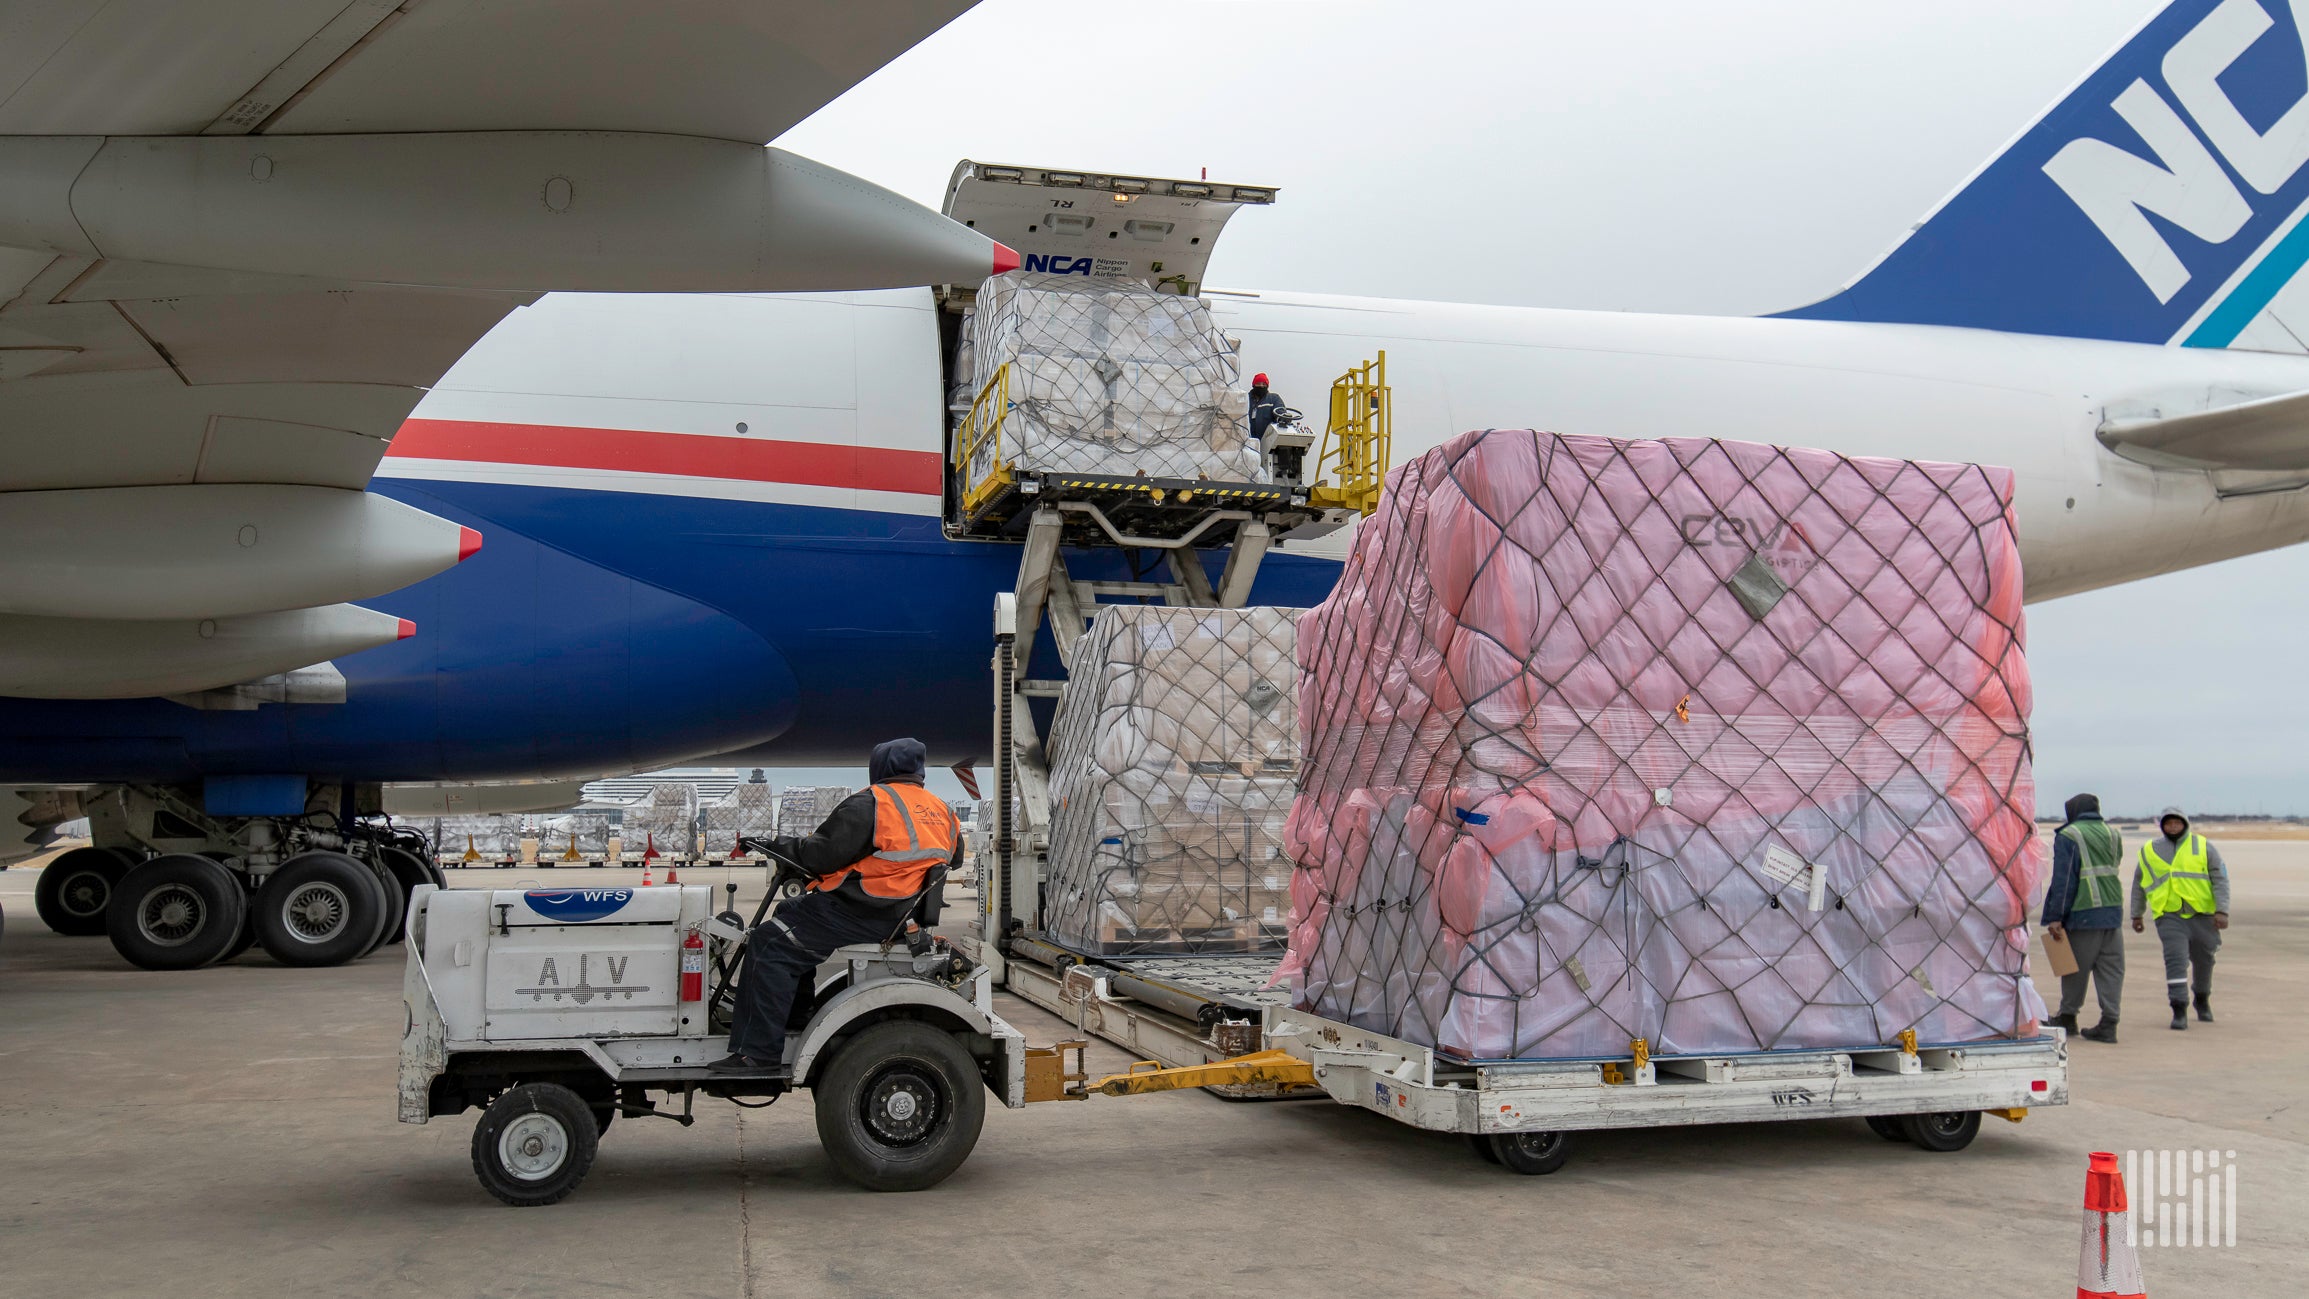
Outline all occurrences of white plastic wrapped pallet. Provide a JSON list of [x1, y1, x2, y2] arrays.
[[1043, 606, 1300, 956], [775, 786, 852, 838], [623, 783, 697, 855], [704, 783, 777, 853], [438, 814, 518, 858], [962, 272, 1259, 494], [535, 811, 614, 856]]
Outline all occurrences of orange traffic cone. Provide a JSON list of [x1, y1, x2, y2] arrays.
[[2076, 1151, 2147, 1298], [665, 858, 681, 885], [640, 832, 655, 886]]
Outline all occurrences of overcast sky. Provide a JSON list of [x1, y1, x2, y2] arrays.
[[759, 0, 2301, 817]]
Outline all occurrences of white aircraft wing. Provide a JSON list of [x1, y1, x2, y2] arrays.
[[0, 2, 998, 697], [1, 0, 974, 146]]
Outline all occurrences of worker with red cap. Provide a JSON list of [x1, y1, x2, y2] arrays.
[[1248, 372, 1289, 440]]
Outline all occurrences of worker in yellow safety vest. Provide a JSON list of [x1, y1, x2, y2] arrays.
[[709, 738, 961, 1075], [2130, 806, 2231, 1032]]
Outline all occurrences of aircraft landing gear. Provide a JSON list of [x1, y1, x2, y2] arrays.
[[254, 850, 390, 967], [104, 853, 247, 970], [34, 845, 135, 936]]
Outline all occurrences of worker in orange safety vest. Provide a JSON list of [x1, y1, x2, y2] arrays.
[[709, 738, 961, 1075]]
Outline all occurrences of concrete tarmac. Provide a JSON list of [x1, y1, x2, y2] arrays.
[[3, 845, 2303, 1298]]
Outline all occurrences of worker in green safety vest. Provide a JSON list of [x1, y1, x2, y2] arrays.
[[2130, 806, 2232, 1031], [2043, 793, 2124, 1042]]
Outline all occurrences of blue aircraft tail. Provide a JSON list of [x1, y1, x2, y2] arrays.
[[1781, 0, 2309, 351]]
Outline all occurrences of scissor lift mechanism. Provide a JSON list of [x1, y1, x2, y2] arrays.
[[968, 354, 1392, 987]]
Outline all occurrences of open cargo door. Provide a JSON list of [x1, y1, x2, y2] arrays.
[[942, 161, 1275, 296]]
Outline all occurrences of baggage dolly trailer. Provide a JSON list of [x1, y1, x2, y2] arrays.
[[1041, 1000, 2069, 1174]]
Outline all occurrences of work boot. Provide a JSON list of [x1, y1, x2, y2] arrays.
[[2080, 1020, 2118, 1044], [2195, 996, 2214, 1023], [2048, 1012, 2079, 1034], [2170, 1001, 2190, 1031], [705, 1052, 782, 1076]]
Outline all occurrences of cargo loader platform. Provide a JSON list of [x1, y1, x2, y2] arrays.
[[949, 468, 1316, 546]]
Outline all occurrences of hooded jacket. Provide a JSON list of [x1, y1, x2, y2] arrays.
[[2130, 805, 2231, 918], [768, 738, 963, 914], [2043, 793, 2122, 930]]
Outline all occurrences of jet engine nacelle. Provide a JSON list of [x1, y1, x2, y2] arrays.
[[0, 604, 411, 699], [0, 134, 1013, 292], [0, 485, 478, 621]]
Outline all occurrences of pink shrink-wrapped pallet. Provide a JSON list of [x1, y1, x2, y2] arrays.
[[1281, 429, 2043, 1060]]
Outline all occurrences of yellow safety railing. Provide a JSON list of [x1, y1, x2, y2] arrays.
[[954, 363, 1015, 515], [1307, 350, 1391, 516]]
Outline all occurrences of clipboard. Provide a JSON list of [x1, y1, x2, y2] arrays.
[[2041, 927, 2080, 977]]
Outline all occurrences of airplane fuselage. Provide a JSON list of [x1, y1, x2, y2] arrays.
[[5, 286, 2306, 784]]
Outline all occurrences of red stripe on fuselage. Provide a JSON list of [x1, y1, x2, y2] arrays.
[[386, 419, 942, 496]]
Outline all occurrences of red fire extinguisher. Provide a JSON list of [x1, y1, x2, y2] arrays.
[[680, 926, 705, 1002]]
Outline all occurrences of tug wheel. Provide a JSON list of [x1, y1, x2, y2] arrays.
[[472, 1083, 598, 1207], [813, 1020, 985, 1192]]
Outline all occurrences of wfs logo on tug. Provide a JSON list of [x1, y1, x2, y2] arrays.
[[523, 889, 633, 923]]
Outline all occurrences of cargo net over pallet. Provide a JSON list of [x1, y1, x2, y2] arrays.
[[437, 815, 519, 860], [1043, 606, 1300, 957], [704, 784, 777, 855], [1282, 429, 2043, 1060], [538, 812, 614, 858], [623, 784, 697, 857], [776, 786, 852, 839], [960, 272, 1260, 496]]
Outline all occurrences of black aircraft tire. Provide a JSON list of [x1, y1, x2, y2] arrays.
[[219, 890, 260, 962], [255, 851, 385, 967], [376, 846, 433, 946], [814, 1020, 986, 1192], [35, 846, 132, 936], [201, 853, 259, 963], [104, 854, 247, 971], [472, 1083, 598, 1208], [360, 858, 405, 957]]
